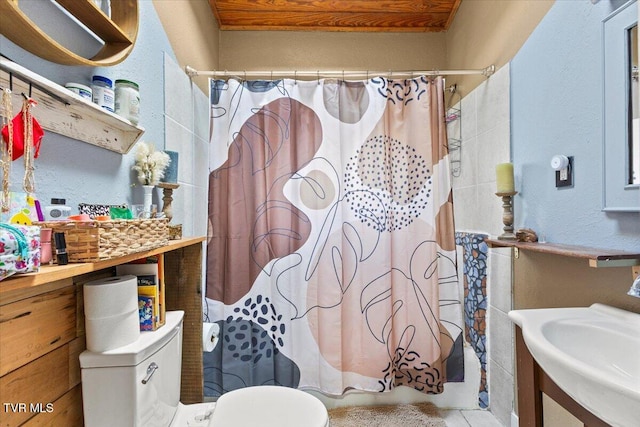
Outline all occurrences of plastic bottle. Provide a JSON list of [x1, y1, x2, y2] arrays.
[[91, 75, 115, 112], [65, 82, 92, 101], [44, 198, 72, 221]]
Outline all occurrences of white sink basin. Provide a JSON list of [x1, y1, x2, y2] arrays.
[[509, 304, 640, 427]]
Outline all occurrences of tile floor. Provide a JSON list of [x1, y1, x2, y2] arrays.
[[440, 409, 505, 427]]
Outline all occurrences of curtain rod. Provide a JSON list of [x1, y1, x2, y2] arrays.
[[184, 65, 495, 80]]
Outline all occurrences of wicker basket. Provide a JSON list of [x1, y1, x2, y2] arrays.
[[35, 219, 169, 262]]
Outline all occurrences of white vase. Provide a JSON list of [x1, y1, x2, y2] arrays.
[[142, 185, 154, 218]]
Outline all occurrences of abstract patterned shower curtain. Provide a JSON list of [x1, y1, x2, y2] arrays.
[[204, 76, 464, 398]]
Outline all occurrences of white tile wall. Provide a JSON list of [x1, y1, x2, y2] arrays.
[[163, 53, 210, 238], [449, 63, 514, 426], [488, 360, 515, 427], [487, 307, 513, 376], [488, 248, 512, 314]]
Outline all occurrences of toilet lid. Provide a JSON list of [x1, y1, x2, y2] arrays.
[[208, 386, 328, 427]]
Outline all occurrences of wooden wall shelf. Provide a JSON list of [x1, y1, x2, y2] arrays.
[[486, 239, 640, 268], [0, 0, 139, 66], [0, 58, 145, 154]]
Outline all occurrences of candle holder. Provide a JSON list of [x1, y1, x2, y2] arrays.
[[157, 182, 179, 222], [496, 191, 517, 240], [157, 182, 182, 240]]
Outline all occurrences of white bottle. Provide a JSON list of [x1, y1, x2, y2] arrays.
[[44, 198, 72, 221], [91, 75, 115, 113]]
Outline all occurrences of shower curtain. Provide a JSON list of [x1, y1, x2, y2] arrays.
[[204, 76, 464, 397]]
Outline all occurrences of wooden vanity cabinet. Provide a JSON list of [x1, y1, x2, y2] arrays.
[[0, 237, 204, 427]]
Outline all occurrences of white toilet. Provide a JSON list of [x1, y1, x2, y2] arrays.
[[79, 310, 330, 427]]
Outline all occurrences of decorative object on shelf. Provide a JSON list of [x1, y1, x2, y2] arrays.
[[496, 191, 517, 241], [495, 162, 517, 240], [132, 142, 170, 186], [157, 182, 179, 221], [132, 142, 170, 216], [34, 218, 169, 263], [1, 95, 44, 219], [161, 151, 178, 183], [495, 162, 515, 193], [516, 228, 539, 243], [1, 97, 43, 160], [157, 182, 181, 240], [1, 88, 13, 212], [167, 224, 182, 240], [142, 186, 154, 218]]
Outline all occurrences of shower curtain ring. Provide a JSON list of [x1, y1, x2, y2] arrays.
[[243, 70, 247, 81], [366, 70, 369, 83], [342, 70, 345, 82], [270, 70, 273, 81], [317, 71, 320, 85]]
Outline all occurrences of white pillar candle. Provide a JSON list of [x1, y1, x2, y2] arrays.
[[496, 162, 515, 193]]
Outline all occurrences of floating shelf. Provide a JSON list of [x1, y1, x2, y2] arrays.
[[0, 57, 144, 154], [486, 239, 640, 268], [0, 0, 138, 66]]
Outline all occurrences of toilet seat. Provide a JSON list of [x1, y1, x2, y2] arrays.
[[206, 386, 329, 427]]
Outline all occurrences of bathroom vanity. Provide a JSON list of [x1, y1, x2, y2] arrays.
[[0, 237, 205, 427], [488, 239, 640, 427]]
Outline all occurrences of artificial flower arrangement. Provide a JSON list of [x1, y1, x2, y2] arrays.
[[132, 141, 171, 185]]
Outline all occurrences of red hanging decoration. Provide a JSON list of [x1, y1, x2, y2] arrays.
[[1, 99, 44, 161]]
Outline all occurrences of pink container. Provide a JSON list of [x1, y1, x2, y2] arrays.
[[40, 228, 52, 264]]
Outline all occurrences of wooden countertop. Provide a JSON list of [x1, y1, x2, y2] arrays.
[[486, 239, 640, 268], [0, 237, 205, 300]]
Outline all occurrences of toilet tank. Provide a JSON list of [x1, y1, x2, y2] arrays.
[[79, 311, 185, 427]]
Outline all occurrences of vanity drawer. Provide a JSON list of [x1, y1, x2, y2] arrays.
[[0, 284, 76, 376]]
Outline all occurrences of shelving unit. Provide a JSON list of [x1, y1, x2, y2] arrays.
[[446, 105, 462, 177], [0, 57, 145, 154]]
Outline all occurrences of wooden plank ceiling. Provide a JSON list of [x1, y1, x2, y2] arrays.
[[209, 0, 462, 32]]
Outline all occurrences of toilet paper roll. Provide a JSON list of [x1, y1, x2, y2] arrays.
[[203, 322, 220, 352], [84, 275, 138, 319], [85, 309, 140, 352]]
